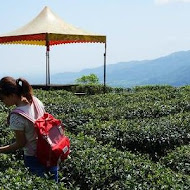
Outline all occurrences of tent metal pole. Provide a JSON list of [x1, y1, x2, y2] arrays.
[[46, 33, 50, 86], [46, 48, 50, 86], [104, 42, 107, 93]]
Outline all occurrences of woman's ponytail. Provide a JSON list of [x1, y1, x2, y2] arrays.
[[16, 78, 33, 104]]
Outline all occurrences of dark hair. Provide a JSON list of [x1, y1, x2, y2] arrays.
[[0, 76, 33, 104]]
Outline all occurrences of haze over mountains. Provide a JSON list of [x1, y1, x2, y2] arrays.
[[26, 50, 190, 87], [49, 50, 190, 88]]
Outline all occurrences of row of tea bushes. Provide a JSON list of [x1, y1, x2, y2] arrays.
[[160, 144, 190, 175], [33, 88, 190, 161], [33, 86, 190, 126], [25, 87, 190, 188], [0, 130, 188, 189], [0, 168, 67, 189], [79, 96, 190, 120], [59, 133, 190, 190], [0, 154, 66, 189], [72, 111, 190, 160], [0, 86, 190, 189], [43, 91, 190, 127], [71, 84, 113, 95]]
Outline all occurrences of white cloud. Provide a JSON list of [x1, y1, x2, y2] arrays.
[[155, 0, 190, 4]]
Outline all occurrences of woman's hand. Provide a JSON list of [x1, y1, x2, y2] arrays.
[[0, 130, 26, 153]]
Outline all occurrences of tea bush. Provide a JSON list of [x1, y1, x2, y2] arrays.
[[0, 85, 190, 189], [74, 111, 190, 160], [160, 145, 190, 175], [59, 133, 190, 190]]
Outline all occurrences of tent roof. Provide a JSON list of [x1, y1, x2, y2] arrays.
[[0, 6, 106, 46]]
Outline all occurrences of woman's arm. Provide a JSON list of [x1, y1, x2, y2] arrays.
[[0, 130, 26, 153]]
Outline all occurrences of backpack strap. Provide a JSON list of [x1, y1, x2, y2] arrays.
[[11, 108, 35, 123], [11, 96, 44, 123], [32, 96, 45, 118]]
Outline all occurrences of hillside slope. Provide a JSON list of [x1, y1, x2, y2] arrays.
[[51, 50, 190, 87]]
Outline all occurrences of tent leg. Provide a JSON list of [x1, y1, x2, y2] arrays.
[[46, 49, 50, 86], [46, 49, 50, 85], [46, 34, 50, 86], [104, 42, 107, 93], [46, 49, 48, 86]]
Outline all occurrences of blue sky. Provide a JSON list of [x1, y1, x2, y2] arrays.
[[0, 0, 190, 82]]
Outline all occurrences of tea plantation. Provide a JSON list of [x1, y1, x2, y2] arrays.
[[0, 85, 190, 189]]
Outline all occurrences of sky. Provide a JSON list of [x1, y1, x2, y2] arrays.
[[1, 0, 190, 83]]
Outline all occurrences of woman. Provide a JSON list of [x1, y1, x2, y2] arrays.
[[0, 76, 58, 182]]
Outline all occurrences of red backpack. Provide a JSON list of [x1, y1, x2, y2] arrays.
[[11, 97, 70, 167]]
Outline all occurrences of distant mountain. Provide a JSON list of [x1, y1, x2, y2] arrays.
[[51, 50, 190, 87]]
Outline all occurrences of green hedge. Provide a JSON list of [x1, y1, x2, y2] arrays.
[[60, 133, 190, 189], [160, 145, 190, 175], [71, 84, 113, 94], [62, 111, 190, 160], [0, 154, 66, 189], [0, 86, 189, 189]]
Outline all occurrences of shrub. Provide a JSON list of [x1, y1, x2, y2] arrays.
[[60, 133, 190, 190], [75, 74, 99, 84], [160, 145, 190, 175], [71, 84, 113, 94]]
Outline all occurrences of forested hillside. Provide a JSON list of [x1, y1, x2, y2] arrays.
[[51, 50, 190, 88], [0, 85, 190, 189]]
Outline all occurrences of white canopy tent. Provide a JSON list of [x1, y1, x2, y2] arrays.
[[0, 6, 107, 86]]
